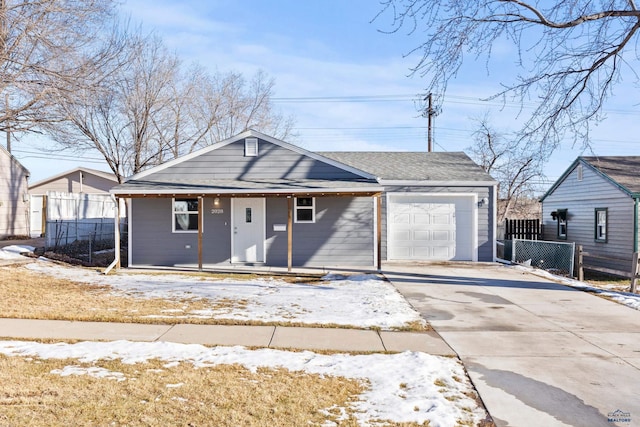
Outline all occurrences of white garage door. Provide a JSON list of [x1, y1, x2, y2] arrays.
[[388, 194, 476, 261]]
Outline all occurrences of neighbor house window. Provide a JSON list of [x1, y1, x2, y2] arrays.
[[595, 208, 607, 242], [245, 137, 258, 157], [173, 198, 199, 232], [557, 209, 568, 240], [294, 197, 315, 223]]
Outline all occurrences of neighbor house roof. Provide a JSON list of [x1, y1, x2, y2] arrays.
[[29, 166, 117, 189], [319, 151, 496, 183], [582, 156, 640, 195], [541, 156, 640, 201]]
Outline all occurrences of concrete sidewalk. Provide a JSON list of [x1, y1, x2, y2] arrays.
[[0, 318, 455, 355], [385, 262, 640, 427]]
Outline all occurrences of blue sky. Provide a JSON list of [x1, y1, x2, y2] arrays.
[[12, 0, 640, 186]]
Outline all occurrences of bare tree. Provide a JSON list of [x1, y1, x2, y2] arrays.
[[208, 69, 295, 144], [45, 28, 296, 182], [467, 115, 544, 222], [0, 0, 120, 139], [376, 0, 640, 154]]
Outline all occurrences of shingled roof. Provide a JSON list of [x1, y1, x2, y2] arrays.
[[319, 151, 495, 182], [581, 156, 640, 195]]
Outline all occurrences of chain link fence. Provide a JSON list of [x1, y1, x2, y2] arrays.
[[44, 219, 127, 266], [511, 239, 575, 276]]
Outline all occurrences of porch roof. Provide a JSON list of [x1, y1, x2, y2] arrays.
[[111, 177, 383, 197]]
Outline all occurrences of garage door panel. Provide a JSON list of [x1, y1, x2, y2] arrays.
[[413, 230, 430, 241], [392, 230, 411, 241], [413, 213, 431, 224], [393, 247, 412, 258], [393, 213, 410, 224], [432, 230, 453, 241], [431, 246, 453, 258]]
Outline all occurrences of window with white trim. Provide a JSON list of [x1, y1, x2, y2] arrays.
[[556, 209, 567, 240], [595, 208, 607, 242], [294, 197, 315, 223], [245, 137, 258, 157], [173, 198, 199, 232]]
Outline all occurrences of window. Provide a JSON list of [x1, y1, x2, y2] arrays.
[[294, 197, 315, 223], [557, 209, 567, 240], [245, 137, 258, 157], [173, 198, 199, 232], [595, 208, 607, 242]]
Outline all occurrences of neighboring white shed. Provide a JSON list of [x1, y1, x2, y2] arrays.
[[28, 167, 118, 237], [0, 144, 30, 238]]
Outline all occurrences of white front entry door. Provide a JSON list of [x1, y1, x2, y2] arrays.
[[232, 198, 265, 263]]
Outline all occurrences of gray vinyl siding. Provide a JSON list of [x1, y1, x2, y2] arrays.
[[265, 196, 374, 267], [130, 195, 373, 267], [130, 197, 232, 267], [381, 185, 494, 262], [148, 139, 363, 181], [542, 163, 635, 272]]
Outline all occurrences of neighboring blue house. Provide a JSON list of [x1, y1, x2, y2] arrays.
[[541, 156, 640, 276], [111, 130, 497, 270]]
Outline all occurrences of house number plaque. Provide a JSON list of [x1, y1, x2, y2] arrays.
[[210, 209, 224, 214]]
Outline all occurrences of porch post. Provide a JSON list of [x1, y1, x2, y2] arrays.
[[115, 197, 121, 269], [198, 196, 203, 271], [287, 196, 293, 272], [376, 193, 382, 271]]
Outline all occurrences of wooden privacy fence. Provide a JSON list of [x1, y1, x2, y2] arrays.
[[504, 218, 541, 240]]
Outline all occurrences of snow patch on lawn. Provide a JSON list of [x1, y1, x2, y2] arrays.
[[23, 260, 425, 329], [0, 340, 485, 427]]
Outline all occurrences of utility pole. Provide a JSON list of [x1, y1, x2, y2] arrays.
[[424, 93, 438, 152], [427, 93, 433, 152]]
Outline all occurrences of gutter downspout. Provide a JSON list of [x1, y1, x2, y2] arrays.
[[104, 194, 120, 274]]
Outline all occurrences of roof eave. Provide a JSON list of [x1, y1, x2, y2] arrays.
[[379, 179, 498, 186], [111, 186, 384, 197]]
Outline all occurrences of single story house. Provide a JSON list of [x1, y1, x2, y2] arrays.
[[110, 130, 497, 270], [540, 156, 640, 275], [0, 144, 30, 238], [28, 167, 118, 238]]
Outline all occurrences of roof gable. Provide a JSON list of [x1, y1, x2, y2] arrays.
[[541, 156, 640, 201], [129, 129, 376, 182], [582, 156, 640, 195], [0, 144, 30, 177]]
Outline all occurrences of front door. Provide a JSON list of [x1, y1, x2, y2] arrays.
[[232, 198, 265, 263]]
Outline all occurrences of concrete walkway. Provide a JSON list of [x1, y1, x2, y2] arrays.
[[0, 318, 455, 355], [384, 262, 640, 427]]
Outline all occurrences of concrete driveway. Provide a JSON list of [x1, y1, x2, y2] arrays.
[[384, 262, 640, 427]]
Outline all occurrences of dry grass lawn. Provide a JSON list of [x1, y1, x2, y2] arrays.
[[0, 265, 429, 331], [0, 354, 377, 426], [0, 265, 234, 325]]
